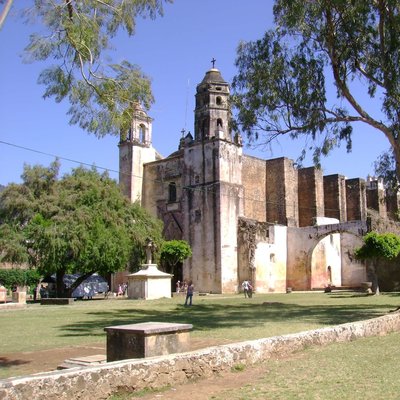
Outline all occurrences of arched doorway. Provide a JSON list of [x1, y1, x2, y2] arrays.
[[310, 231, 366, 289]]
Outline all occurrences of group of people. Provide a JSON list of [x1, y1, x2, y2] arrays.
[[176, 280, 194, 306], [241, 279, 253, 298], [175, 280, 188, 294], [117, 283, 128, 297]]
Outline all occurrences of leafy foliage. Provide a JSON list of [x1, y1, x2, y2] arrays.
[[160, 240, 192, 268], [355, 231, 400, 294], [355, 232, 400, 261], [0, 268, 41, 290], [232, 0, 400, 178], [373, 150, 398, 190], [17, 0, 172, 137], [0, 161, 163, 295]]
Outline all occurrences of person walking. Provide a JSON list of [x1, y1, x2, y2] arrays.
[[184, 281, 194, 306], [242, 279, 250, 298]]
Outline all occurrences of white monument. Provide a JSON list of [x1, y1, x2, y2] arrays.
[[127, 240, 173, 300]]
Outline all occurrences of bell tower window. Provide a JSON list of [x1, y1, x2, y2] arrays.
[[216, 96, 222, 105], [217, 118, 223, 128], [168, 182, 177, 203], [139, 124, 146, 143]]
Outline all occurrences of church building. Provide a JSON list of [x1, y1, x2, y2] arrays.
[[118, 66, 399, 294]]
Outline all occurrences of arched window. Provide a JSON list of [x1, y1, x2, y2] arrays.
[[168, 182, 177, 202], [217, 118, 223, 128], [139, 124, 146, 143], [216, 96, 222, 105]]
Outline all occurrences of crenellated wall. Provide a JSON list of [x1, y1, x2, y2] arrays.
[[298, 167, 325, 227], [323, 174, 347, 222], [242, 155, 267, 222]]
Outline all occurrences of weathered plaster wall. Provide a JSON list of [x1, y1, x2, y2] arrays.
[[142, 155, 184, 240], [286, 221, 368, 291], [254, 225, 287, 293], [340, 232, 366, 286], [310, 233, 341, 289], [182, 140, 242, 293], [2, 312, 400, 400], [119, 144, 157, 204]]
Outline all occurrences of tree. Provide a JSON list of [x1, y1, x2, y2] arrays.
[[160, 240, 192, 274], [0, 161, 163, 296], [2, 0, 172, 137], [355, 231, 400, 295], [232, 0, 400, 180]]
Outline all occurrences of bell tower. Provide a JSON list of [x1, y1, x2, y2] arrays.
[[194, 62, 231, 142], [182, 63, 243, 293], [118, 102, 156, 204]]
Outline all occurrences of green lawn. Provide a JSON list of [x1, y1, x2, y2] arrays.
[[1, 291, 399, 355], [211, 331, 400, 400]]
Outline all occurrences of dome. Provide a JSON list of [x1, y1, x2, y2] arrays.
[[200, 68, 227, 85]]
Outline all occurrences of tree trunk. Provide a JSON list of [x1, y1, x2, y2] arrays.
[[394, 143, 400, 184], [56, 269, 66, 297], [367, 259, 380, 295]]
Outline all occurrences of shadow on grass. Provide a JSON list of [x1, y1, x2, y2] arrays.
[[0, 357, 30, 368], [58, 295, 394, 339]]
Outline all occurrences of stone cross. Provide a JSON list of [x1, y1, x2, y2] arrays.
[[145, 240, 154, 264]]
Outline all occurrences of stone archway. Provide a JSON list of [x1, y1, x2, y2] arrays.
[[309, 230, 366, 290], [310, 232, 341, 289]]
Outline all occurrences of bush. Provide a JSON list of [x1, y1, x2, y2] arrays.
[[0, 268, 42, 290]]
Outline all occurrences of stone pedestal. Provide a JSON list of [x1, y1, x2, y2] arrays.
[[0, 286, 7, 303], [104, 322, 193, 362], [127, 264, 172, 300], [12, 291, 26, 304]]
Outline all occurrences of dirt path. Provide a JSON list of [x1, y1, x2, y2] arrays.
[[0, 337, 232, 379], [0, 337, 275, 399]]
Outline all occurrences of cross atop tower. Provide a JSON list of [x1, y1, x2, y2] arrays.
[[211, 58, 216, 69]]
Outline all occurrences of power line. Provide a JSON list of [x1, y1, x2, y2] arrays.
[[0, 140, 120, 176], [0, 139, 368, 216]]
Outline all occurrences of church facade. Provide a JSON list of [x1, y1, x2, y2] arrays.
[[118, 67, 400, 294]]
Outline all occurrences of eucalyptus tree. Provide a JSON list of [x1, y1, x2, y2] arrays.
[[2, 0, 172, 136], [232, 0, 400, 181], [0, 162, 163, 296]]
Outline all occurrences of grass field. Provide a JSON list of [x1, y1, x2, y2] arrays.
[[210, 331, 400, 400], [2, 291, 400, 397], [1, 291, 399, 355]]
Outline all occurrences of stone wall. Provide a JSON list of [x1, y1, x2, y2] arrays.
[[2, 312, 400, 400], [265, 157, 298, 227], [323, 174, 347, 222], [242, 155, 266, 222], [346, 178, 367, 221], [298, 167, 324, 227]]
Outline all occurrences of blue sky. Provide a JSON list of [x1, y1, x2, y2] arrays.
[[0, 1, 390, 186]]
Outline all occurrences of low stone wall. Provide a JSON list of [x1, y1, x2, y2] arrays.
[[40, 298, 74, 305], [1, 312, 400, 400]]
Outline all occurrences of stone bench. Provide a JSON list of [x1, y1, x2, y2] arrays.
[[40, 298, 75, 305], [104, 321, 193, 362]]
